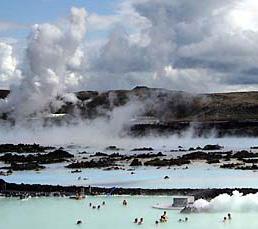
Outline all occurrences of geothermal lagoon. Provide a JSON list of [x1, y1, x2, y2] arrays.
[[2, 139, 258, 229], [2, 195, 258, 229], [2, 0, 258, 227]]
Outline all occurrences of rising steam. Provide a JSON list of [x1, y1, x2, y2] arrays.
[[0, 7, 87, 121], [194, 191, 258, 213]]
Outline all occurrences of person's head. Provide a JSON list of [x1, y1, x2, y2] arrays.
[[185, 217, 188, 222], [224, 217, 227, 221], [163, 211, 167, 215], [228, 213, 231, 217], [155, 220, 159, 224], [140, 218, 143, 222]]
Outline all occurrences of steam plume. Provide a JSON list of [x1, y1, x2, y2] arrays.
[[0, 7, 87, 121], [194, 191, 258, 213]]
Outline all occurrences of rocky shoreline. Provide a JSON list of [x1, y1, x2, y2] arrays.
[[2, 144, 258, 171], [1, 179, 258, 199]]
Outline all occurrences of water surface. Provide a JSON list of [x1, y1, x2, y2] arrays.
[[1, 196, 257, 229]]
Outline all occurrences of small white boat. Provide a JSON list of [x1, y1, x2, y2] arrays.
[[152, 196, 195, 210]]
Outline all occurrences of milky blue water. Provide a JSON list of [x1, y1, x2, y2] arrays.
[[3, 161, 258, 189], [1, 196, 258, 229], [2, 140, 258, 229]]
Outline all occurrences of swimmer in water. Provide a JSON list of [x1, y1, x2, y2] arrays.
[[184, 217, 188, 222], [228, 213, 232, 220], [162, 211, 168, 221], [178, 219, 183, 223], [138, 218, 144, 225], [97, 205, 100, 210], [155, 220, 159, 225], [160, 216, 166, 223], [89, 203, 92, 207], [92, 205, 96, 209], [102, 201, 105, 205], [123, 200, 128, 206], [134, 218, 138, 223], [76, 220, 82, 225], [223, 217, 227, 223]]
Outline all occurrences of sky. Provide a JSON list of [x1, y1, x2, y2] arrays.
[[1, 0, 258, 93]]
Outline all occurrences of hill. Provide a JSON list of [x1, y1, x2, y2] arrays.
[[2, 87, 258, 136]]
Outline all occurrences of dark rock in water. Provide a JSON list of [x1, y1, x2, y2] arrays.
[[0, 144, 54, 154], [0, 149, 74, 165], [206, 159, 220, 164], [144, 158, 190, 167], [78, 151, 88, 155], [130, 159, 142, 166], [90, 152, 108, 157], [242, 158, 258, 163], [71, 169, 82, 173], [103, 166, 123, 171], [132, 147, 154, 151], [220, 163, 244, 169], [105, 146, 120, 151], [47, 149, 74, 158], [181, 151, 209, 160], [66, 158, 115, 169], [202, 145, 223, 150], [232, 150, 258, 159], [1, 162, 45, 171], [108, 153, 123, 158], [135, 152, 165, 159], [235, 164, 258, 170]]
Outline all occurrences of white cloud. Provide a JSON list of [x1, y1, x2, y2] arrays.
[[0, 42, 21, 88], [87, 13, 120, 31], [3, 1, 258, 94]]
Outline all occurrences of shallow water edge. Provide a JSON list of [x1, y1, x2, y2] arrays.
[[2, 179, 258, 200]]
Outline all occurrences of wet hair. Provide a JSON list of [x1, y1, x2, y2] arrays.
[[155, 220, 159, 224], [185, 217, 188, 222], [134, 218, 138, 223], [77, 220, 82, 225]]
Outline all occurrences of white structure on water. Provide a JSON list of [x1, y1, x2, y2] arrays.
[[152, 196, 195, 210]]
